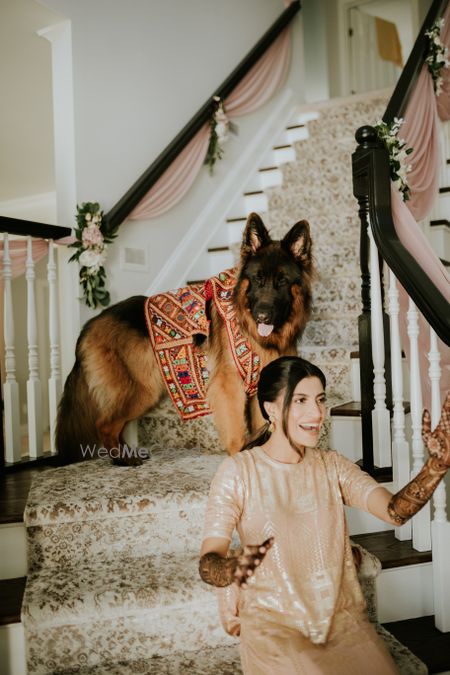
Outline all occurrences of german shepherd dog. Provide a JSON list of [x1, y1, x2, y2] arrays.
[[56, 213, 313, 464]]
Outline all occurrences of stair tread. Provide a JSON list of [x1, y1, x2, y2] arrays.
[[430, 219, 450, 226], [24, 449, 223, 528], [351, 531, 431, 570], [0, 576, 26, 625], [22, 551, 216, 628], [54, 644, 241, 675], [383, 615, 450, 674], [330, 400, 411, 417], [0, 464, 52, 524]]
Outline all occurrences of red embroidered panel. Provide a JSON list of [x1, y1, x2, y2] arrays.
[[145, 283, 211, 420], [145, 269, 260, 421]]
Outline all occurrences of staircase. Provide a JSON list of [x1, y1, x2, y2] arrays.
[[139, 91, 391, 452], [2, 91, 449, 674], [18, 450, 426, 674]]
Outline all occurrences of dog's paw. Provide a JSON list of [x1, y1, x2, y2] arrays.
[[112, 455, 144, 467]]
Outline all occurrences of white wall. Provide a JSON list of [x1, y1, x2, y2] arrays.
[[38, 0, 292, 206], [35, 0, 305, 325], [302, 0, 330, 102]]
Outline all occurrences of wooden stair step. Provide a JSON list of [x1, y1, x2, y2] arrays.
[[351, 530, 431, 570], [0, 464, 54, 525], [330, 400, 411, 417], [207, 246, 230, 253], [383, 615, 450, 674], [0, 577, 26, 625]]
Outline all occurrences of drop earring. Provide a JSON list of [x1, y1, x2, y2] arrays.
[[268, 416, 275, 434]]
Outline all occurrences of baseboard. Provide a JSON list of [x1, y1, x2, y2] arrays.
[[0, 623, 27, 675], [0, 525, 27, 580]]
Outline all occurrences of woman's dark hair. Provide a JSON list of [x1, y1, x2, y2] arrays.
[[241, 356, 326, 452]]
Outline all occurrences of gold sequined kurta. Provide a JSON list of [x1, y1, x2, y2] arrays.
[[203, 447, 399, 674]]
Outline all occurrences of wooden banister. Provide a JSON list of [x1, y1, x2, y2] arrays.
[[0, 217, 71, 241]]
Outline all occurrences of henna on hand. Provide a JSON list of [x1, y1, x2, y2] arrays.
[[388, 393, 450, 525], [422, 391, 450, 467], [234, 537, 274, 588], [387, 457, 447, 525], [198, 552, 238, 587], [199, 537, 274, 588]]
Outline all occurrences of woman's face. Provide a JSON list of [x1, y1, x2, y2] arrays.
[[286, 376, 327, 448]]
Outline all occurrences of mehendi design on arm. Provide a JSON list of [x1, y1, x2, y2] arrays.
[[388, 393, 450, 526], [198, 552, 238, 587], [199, 538, 274, 588]]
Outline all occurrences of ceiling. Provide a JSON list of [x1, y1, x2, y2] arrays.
[[0, 0, 62, 204]]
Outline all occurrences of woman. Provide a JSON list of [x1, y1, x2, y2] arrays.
[[199, 356, 450, 675]]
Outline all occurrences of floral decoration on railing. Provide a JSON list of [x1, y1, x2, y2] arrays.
[[204, 96, 238, 175], [374, 118, 413, 201], [69, 202, 119, 309], [425, 17, 450, 96]]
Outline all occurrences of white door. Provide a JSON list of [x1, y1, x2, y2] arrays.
[[348, 5, 402, 95]]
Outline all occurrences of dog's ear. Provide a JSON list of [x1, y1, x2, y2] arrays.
[[241, 213, 272, 256], [281, 220, 312, 268]]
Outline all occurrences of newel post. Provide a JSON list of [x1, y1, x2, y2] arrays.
[[352, 126, 393, 475]]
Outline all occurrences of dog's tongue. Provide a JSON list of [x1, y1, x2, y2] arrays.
[[258, 323, 274, 337]]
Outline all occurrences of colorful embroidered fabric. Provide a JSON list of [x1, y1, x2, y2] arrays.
[[145, 269, 260, 420]]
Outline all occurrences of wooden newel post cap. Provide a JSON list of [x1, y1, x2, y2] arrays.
[[355, 125, 379, 148]]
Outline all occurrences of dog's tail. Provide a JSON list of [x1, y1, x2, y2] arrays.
[[55, 358, 101, 465]]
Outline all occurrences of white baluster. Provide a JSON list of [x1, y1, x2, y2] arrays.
[[407, 298, 431, 551], [388, 271, 411, 540], [368, 224, 391, 466], [429, 327, 450, 631], [2, 234, 21, 463], [26, 237, 43, 457], [47, 240, 61, 454]]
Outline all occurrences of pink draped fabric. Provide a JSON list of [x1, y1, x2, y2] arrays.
[[128, 24, 292, 221], [391, 186, 450, 301], [129, 124, 210, 221], [225, 27, 292, 117], [389, 5, 450, 409], [401, 66, 440, 220]]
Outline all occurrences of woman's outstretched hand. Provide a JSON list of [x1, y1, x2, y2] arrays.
[[234, 537, 274, 588], [422, 391, 450, 467]]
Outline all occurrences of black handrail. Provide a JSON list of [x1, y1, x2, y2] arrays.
[[353, 0, 450, 345], [103, 1, 301, 231], [383, 0, 448, 123], [0, 216, 71, 240], [352, 0, 450, 474]]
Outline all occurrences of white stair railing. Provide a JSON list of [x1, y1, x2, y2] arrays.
[[26, 237, 43, 458], [407, 298, 432, 552], [3, 233, 21, 462], [388, 270, 411, 541], [368, 222, 391, 467], [47, 240, 62, 454], [2, 234, 63, 464]]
